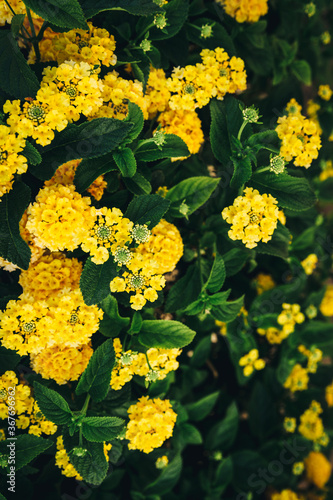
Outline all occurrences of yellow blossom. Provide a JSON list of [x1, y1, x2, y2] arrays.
[[216, 0, 268, 23], [156, 456, 169, 469], [298, 402, 328, 445], [146, 68, 171, 118], [325, 382, 333, 407], [0, 125, 28, 198], [222, 187, 279, 249], [318, 84, 332, 101], [319, 285, 333, 317], [304, 452, 331, 488], [283, 417, 296, 433], [271, 490, 302, 500], [319, 159, 333, 181], [301, 254, 318, 275], [277, 303, 305, 336], [253, 273, 275, 295], [239, 348, 265, 376], [125, 396, 177, 453], [157, 109, 204, 158], [283, 364, 309, 392]]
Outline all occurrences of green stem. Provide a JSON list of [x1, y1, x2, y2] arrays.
[[4, 0, 15, 16], [237, 120, 248, 141], [26, 8, 40, 62], [133, 22, 154, 44], [81, 394, 91, 416], [145, 352, 153, 371], [255, 166, 271, 174], [79, 427, 83, 447], [5, 1, 31, 40], [197, 243, 204, 289], [36, 20, 49, 41], [263, 146, 280, 154]]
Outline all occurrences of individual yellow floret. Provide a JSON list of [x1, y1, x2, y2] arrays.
[[125, 396, 177, 453], [216, 0, 268, 23], [304, 451, 331, 489], [283, 417, 296, 433], [222, 187, 279, 249], [318, 85, 332, 101], [30, 343, 93, 385], [26, 184, 94, 252], [0, 125, 28, 198]]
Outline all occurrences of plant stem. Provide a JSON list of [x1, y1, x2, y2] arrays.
[[36, 20, 49, 41], [26, 8, 41, 62], [81, 394, 91, 415], [4, 0, 15, 16], [237, 120, 247, 141]]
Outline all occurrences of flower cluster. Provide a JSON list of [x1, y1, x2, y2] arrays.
[[318, 84, 332, 101], [319, 159, 333, 181], [277, 303, 305, 336], [0, 371, 57, 437], [271, 491, 301, 500], [283, 364, 309, 392], [239, 349, 265, 376], [319, 284, 333, 316], [111, 338, 181, 390], [276, 99, 322, 168], [166, 48, 246, 111], [298, 401, 329, 447], [0, 126, 28, 198], [31, 23, 117, 68], [301, 253, 318, 275], [157, 109, 204, 157], [125, 396, 177, 453], [216, 0, 268, 23], [222, 187, 279, 249], [304, 451, 331, 489], [0, 0, 27, 25], [298, 345, 323, 373], [253, 273, 276, 295]]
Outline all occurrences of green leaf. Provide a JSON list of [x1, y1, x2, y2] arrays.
[[32, 118, 133, 180], [80, 257, 118, 306], [210, 295, 244, 323], [74, 153, 117, 194], [0, 435, 52, 471], [145, 455, 182, 495], [124, 194, 170, 229], [33, 382, 73, 425], [0, 182, 31, 270], [213, 456, 233, 491], [248, 381, 278, 440], [124, 102, 144, 144], [165, 264, 202, 312], [76, 339, 115, 402], [231, 450, 266, 491], [23, 0, 88, 30], [246, 130, 279, 150], [230, 156, 252, 190], [22, 141, 42, 165], [11, 14, 25, 38], [179, 423, 203, 444], [210, 96, 247, 166], [189, 336, 211, 368], [291, 59, 312, 85], [204, 253, 226, 293], [139, 320, 196, 349], [0, 31, 39, 99], [150, 0, 189, 40], [223, 248, 249, 276], [131, 50, 150, 91], [298, 321, 333, 347], [135, 134, 189, 162], [82, 416, 124, 442], [113, 147, 137, 177], [291, 226, 316, 251], [166, 177, 220, 218], [63, 431, 108, 486], [251, 171, 317, 211], [186, 391, 220, 421], [255, 222, 290, 259], [205, 402, 239, 450], [99, 295, 130, 337], [123, 171, 151, 195], [79, 0, 162, 17]]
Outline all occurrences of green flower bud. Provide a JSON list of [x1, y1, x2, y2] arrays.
[[200, 24, 213, 39], [153, 130, 166, 146], [242, 106, 260, 123], [131, 224, 151, 243], [114, 247, 132, 266], [270, 155, 285, 174], [154, 13, 167, 30], [140, 39, 151, 52], [71, 447, 88, 457], [304, 2, 316, 17]]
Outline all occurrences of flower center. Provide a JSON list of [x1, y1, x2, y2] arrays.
[[27, 104, 46, 124], [95, 224, 111, 240], [65, 85, 78, 98], [0, 389, 7, 399], [249, 212, 260, 223], [22, 321, 36, 333], [183, 83, 196, 95], [0, 151, 7, 163], [69, 313, 79, 325], [129, 275, 145, 289], [114, 247, 132, 266], [132, 224, 151, 243]]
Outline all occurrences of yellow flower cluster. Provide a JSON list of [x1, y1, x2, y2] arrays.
[[55, 436, 111, 479], [0, 288, 102, 356], [40, 61, 104, 122], [31, 23, 117, 68], [45, 159, 107, 201], [4, 92, 68, 147], [304, 451, 331, 489], [277, 303, 305, 336], [111, 338, 181, 390], [257, 326, 288, 344], [298, 345, 322, 374], [222, 187, 279, 249], [26, 184, 93, 252], [135, 220, 183, 274], [0, 371, 57, 437], [156, 455, 169, 469], [306, 99, 322, 135], [283, 417, 296, 433], [18, 253, 82, 301], [301, 254, 318, 275], [0, 125, 28, 198], [276, 99, 322, 168], [283, 364, 309, 392], [166, 48, 246, 112], [271, 491, 302, 500], [81, 206, 133, 265], [146, 68, 171, 118], [319, 159, 333, 181], [31, 344, 93, 386], [253, 273, 276, 295], [239, 349, 265, 376], [217, 0, 268, 23], [318, 85, 332, 101], [0, 0, 27, 25], [157, 109, 204, 157], [298, 401, 329, 446], [125, 396, 177, 453], [19, 211, 44, 264], [93, 70, 148, 120], [326, 382, 333, 406], [319, 285, 333, 316]]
